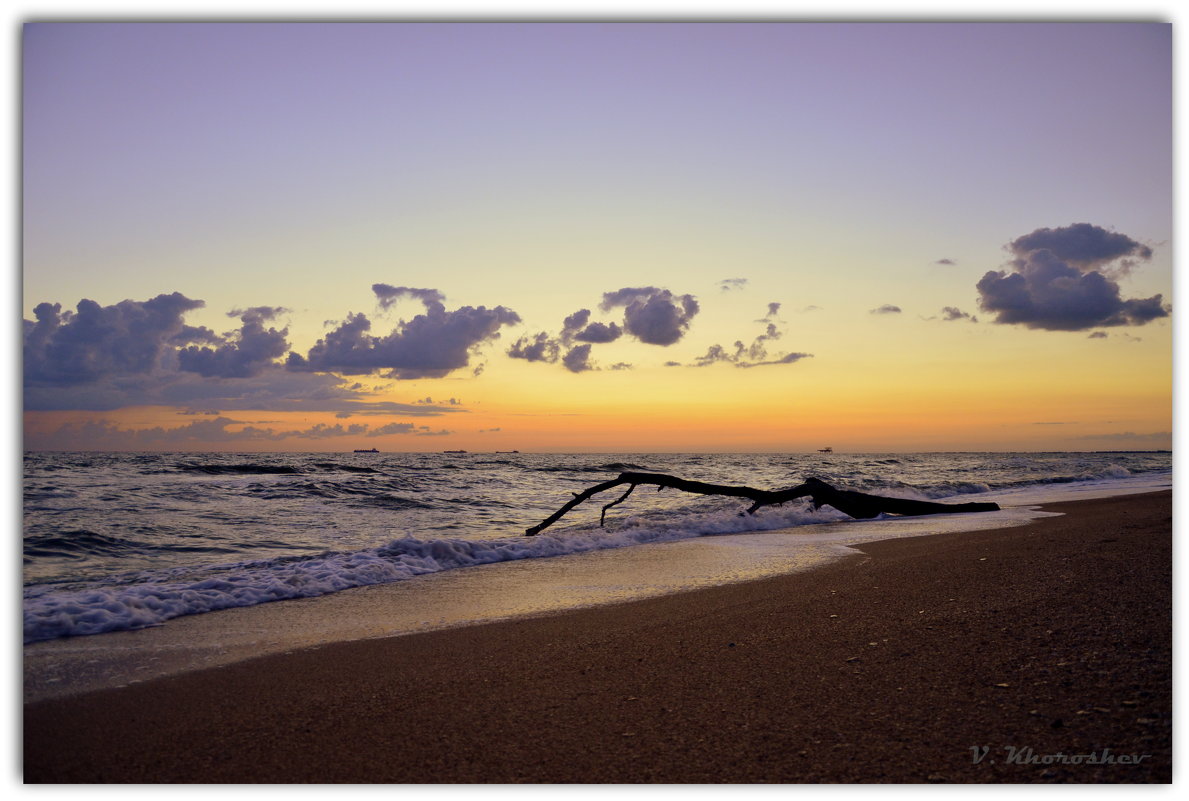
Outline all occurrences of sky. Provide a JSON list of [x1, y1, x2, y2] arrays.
[[20, 21, 1173, 452]]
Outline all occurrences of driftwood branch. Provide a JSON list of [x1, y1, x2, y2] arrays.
[[525, 473, 999, 536], [601, 483, 637, 526]]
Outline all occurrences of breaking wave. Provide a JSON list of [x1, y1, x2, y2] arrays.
[[23, 501, 845, 642]]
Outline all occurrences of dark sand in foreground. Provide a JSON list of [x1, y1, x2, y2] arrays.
[[24, 491, 1171, 783]]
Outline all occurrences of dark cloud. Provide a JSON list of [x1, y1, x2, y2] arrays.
[[414, 396, 461, 406], [755, 302, 782, 322], [870, 304, 902, 315], [977, 229, 1169, 331], [230, 306, 289, 323], [22, 293, 338, 413], [719, 278, 748, 292], [560, 309, 592, 341], [173, 325, 221, 345], [562, 344, 595, 373], [939, 306, 978, 323], [935, 258, 957, 266], [506, 331, 561, 363], [1007, 223, 1152, 272], [372, 284, 446, 312], [293, 422, 372, 439], [736, 352, 812, 368], [690, 323, 811, 369], [291, 296, 520, 379], [27, 416, 455, 450], [23, 289, 509, 414], [24, 292, 205, 386], [156, 371, 466, 416], [600, 286, 699, 346], [573, 321, 623, 344], [24, 361, 369, 414], [365, 422, 417, 437], [508, 306, 622, 369], [693, 344, 738, 367], [176, 306, 290, 378]]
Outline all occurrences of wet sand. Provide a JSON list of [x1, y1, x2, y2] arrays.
[[24, 491, 1171, 783]]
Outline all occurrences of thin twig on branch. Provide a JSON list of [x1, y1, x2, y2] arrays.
[[524, 473, 1000, 536]]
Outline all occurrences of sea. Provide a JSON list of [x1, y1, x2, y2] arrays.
[[23, 450, 1172, 649]]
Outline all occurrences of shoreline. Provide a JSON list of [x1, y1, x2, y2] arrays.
[[23, 486, 1067, 704], [24, 490, 1171, 782]]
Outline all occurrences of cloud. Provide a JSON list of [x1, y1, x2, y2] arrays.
[[1088, 331, 1109, 339], [23, 299, 480, 415], [1007, 223, 1152, 275], [562, 344, 595, 373], [176, 306, 290, 378], [755, 302, 782, 322], [939, 306, 978, 323], [736, 352, 812, 368], [24, 292, 205, 386], [600, 286, 699, 345], [689, 322, 812, 369], [506, 331, 561, 363], [365, 422, 417, 436], [573, 321, 623, 343], [1072, 430, 1171, 443], [870, 304, 902, 315], [560, 309, 592, 341], [978, 226, 1168, 331], [372, 284, 446, 312], [935, 258, 957, 266], [719, 278, 748, 292], [507, 305, 622, 370], [291, 293, 520, 378], [26, 416, 455, 449]]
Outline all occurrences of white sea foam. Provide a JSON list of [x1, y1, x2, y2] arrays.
[[23, 502, 846, 642], [23, 454, 1171, 644]]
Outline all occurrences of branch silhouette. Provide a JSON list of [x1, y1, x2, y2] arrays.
[[525, 473, 1000, 536]]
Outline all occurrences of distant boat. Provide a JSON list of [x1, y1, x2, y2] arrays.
[[495, 450, 520, 454], [353, 448, 379, 453], [817, 447, 833, 453], [443, 449, 468, 454]]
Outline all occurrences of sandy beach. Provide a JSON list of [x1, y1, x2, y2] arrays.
[[23, 490, 1171, 783]]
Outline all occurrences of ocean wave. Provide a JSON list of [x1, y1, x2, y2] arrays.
[[175, 464, 302, 475], [24, 529, 244, 561], [311, 462, 380, 474], [23, 530, 146, 560], [532, 462, 651, 474], [22, 501, 845, 642]]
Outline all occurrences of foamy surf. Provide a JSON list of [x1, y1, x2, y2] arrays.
[[23, 451, 1171, 643], [23, 500, 847, 642]]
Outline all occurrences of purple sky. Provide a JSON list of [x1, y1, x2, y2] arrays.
[[20, 22, 1174, 451]]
